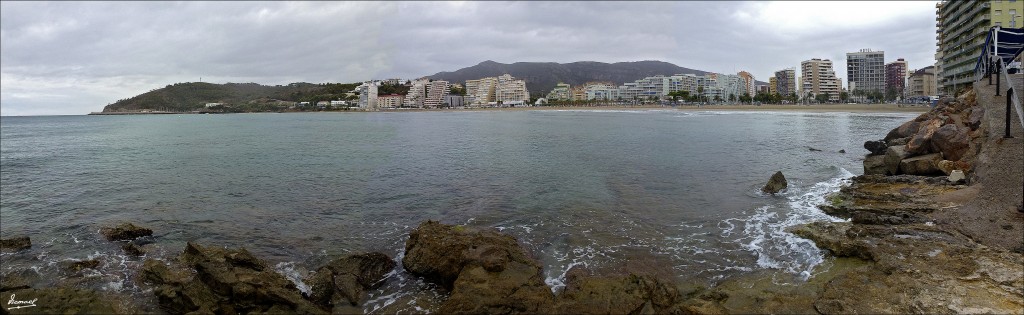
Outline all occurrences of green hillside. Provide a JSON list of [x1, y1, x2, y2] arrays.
[[102, 82, 361, 112]]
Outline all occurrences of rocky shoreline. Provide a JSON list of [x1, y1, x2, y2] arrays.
[[2, 86, 1022, 314]]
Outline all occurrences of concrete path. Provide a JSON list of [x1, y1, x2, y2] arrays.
[[934, 75, 1024, 252]]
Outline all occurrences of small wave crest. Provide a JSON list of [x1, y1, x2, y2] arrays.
[[729, 168, 852, 279]]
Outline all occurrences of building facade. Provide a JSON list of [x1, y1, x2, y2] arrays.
[[935, 0, 1017, 93], [424, 80, 450, 108], [465, 77, 498, 106], [547, 83, 571, 101], [847, 48, 886, 95], [768, 77, 778, 95], [907, 66, 939, 98], [801, 58, 843, 102], [773, 68, 797, 97], [737, 71, 756, 97], [885, 58, 909, 99], [495, 74, 529, 106], [357, 82, 378, 109], [377, 94, 404, 108]]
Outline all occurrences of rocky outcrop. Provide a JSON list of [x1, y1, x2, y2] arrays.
[[138, 242, 325, 314], [403, 221, 555, 314], [867, 89, 982, 177], [306, 252, 395, 311], [100, 223, 153, 241], [0, 236, 31, 252], [761, 171, 788, 194], [551, 267, 684, 314]]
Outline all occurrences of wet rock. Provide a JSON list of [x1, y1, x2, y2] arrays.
[[138, 242, 325, 314], [122, 243, 146, 256], [932, 124, 970, 161], [863, 140, 888, 155], [839, 149, 846, 154], [403, 221, 555, 313], [863, 155, 886, 175], [0, 269, 37, 292], [99, 223, 152, 241], [899, 153, 944, 176], [0, 236, 31, 252], [552, 267, 683, 314], [884, 120, 922, 141], [761, 171, 788, 194], [807, 146, 822, 152], [306, 252, 395, 308], [63, 259, 102, 273], [883, 145, 909, 175]]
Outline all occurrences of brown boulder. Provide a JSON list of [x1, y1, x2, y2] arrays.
[[403, 221, 555, 313], [884, 120, 923, 141], [899, 153, 944, 176], [0, 236, 31, 252], [931, 124, 970, 161], [761, 171, 788, 194], [967, 106, 985, 130], [99, 223, 152, 241], [306, 252, 395, 308], [905, 119, 942, 155], [883, 145, 910, 175], [863, 140, 888, 155], [863, 155, 886, 175]]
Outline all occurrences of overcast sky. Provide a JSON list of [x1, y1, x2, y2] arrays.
[[1, 1, 938, 116]]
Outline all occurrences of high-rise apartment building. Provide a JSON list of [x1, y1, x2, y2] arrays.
[[403, 79, 428, 107], [768, 77, 778, 95], [357, 82, 378, 109], [936, 0, 1018, 93], [465, 77, 498, 106], [800, 58, 842, 102], [846, 48, 885, 94], [737, 71, 756, 97], [547, 83, 571, 101], [885, 58, 909, 99], [773, 68, 797, 96]]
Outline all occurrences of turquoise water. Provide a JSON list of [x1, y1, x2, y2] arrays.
[[0, 110, 915, 311]]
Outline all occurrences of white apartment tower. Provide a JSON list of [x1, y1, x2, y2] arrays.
[[801, 58, 842, 102], [846, 48, 885, 94]]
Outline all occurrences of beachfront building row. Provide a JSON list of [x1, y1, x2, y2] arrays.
[[545, 72, 757, 103], [465, 74, 529, 106]]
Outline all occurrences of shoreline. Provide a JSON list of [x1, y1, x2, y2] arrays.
[[86, 104, 930, 116]]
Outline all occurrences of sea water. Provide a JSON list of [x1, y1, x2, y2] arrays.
[[0, 110, 916, 311]]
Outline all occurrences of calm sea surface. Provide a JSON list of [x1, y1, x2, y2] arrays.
[[0, 110, 916, 311]]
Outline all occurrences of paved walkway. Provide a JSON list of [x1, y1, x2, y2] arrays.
[[934, 75, 1024, 252]]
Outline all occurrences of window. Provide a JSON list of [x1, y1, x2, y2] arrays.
[[996, 22, 1003, 27], [1010, 9, 1017, 15], [995, 10, 1002, 15]]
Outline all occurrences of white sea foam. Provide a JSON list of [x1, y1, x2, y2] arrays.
[[275, 261, 310, 296], [731, 168, 852, 279]]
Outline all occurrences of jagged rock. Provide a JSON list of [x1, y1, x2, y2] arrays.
[[884, 115, 927, 141], [883, 145, 910, 175], [936, 160, 956, 175], [905, 119, 942, 155], [863, 155, 886, 175], [551, 267, 683, 314], [761, 171, 788, 194], [306, 252, 395, 309], [967, 106, 985, 130], [99, 223, 152, 241], [886, 137, 909, 146], [931, 124, 970, 161], [863, 140, 888, 155], [122, 243, 146, 256], [899, 153, 944, 176], [403, 221, 555, 313], [0, 236, 31, 252], [138, 242, 325, 314]]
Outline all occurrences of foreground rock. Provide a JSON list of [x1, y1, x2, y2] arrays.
[[403, 221, 555, 313], [139, 242, 325, 314], [0, 236, 31, 252], [100, 222, 153, 241], [306, 252, 395, 311], [761, 171, 788, 194], [551, 267, 684, 314]]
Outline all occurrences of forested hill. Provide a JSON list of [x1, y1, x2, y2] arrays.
[[101, 82, 360, 112]]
